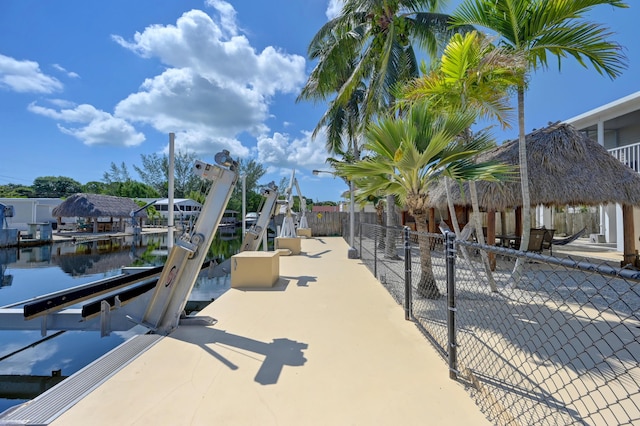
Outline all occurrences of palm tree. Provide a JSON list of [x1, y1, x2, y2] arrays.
[[300, 0, 467, 121], [450, 0, 628, 266], [399, 31, 522, 127], [299, 1, 472, 256], [337, 103, 512, 298], [398, 30, 523, 288]]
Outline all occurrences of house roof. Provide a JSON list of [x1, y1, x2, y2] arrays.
[[564, 91, 640, 130], [427, 122, 640, 211], [52, 193, 148, 218]]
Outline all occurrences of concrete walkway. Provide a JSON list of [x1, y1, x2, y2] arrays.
[[51, 237, 489, 425]]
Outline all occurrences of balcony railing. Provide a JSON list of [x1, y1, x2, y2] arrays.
[[608, 142, 640, 172]]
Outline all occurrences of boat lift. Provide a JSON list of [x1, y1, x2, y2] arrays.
[[278, 170, 308, 238], [0, 203, 13, 230], [0, 203, 18, 248], [240, 182, 279, 252], [129, 199, 157, 235], [0, 150, 239, 337]]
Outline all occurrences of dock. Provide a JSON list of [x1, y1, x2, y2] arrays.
[[27, 237, 489, 425]]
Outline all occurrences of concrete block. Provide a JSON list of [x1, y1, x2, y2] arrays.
[[275, 237, 301, 255], [589, 233, 606, 243], [296, 228, 312, 238], [231, 251, 280, 288]]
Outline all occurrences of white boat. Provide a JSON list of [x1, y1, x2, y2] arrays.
[[244, 212, 259, 226]]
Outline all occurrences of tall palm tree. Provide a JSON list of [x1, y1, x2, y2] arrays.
[[450, 0, 628, 266], [300, 0, 466, 121], [337, 103, 512, 298], [299, 1, 473, 256]]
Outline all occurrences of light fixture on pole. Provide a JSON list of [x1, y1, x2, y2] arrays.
[[312, 169, 358, 259]]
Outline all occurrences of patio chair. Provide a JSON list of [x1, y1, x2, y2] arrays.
[[541, 228, 556, 255], [527, 228, 546, 253]]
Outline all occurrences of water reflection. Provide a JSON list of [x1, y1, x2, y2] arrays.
[[0, 227, 244, 414]]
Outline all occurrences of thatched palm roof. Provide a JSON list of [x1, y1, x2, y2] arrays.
[[427, 122, 640, 211], [52, 193, 147, 218]]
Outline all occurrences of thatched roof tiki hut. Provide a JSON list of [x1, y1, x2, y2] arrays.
[[428, 122, 640, 266], [52, 193, 147, 233]]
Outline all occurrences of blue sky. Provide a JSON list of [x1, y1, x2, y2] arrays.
[[0, 0, 637, 203]]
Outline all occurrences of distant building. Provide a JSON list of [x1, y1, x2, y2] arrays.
[[139, 198, 202, 219], [0, 198, 61, 231], [564, 91, 640, 251]]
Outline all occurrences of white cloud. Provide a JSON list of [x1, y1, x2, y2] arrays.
[[257, 128, 330, 171], [110, 5, 306, 156], [205, 0, 239, 35], [326, 0, 344, 20], [0, 53, 63, 93], [163, 130, 249, 159], [0, 341, 59, 375], [20, 2, 308, 155], [112, 8, 305, 96], [115, 68, 268, 137], [52, 63, 80, 79], [48, 98, 76, 108], [28, 102, 145, 147]]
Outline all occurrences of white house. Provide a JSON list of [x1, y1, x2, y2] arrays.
[[138, 198, 202, 219], [563, 91, 640, 252], [0, 198, 61, 231]]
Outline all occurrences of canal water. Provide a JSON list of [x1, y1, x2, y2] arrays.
[[0, 227, 245, 413]]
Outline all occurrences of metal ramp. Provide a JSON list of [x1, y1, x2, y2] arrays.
[[0, 332, 162, 425]]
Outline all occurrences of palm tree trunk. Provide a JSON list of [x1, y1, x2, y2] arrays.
[[469, 181, 497, 291], [512, 85, 530, 284], [414, 213, 442, 299], [445, 178, 487, 288]]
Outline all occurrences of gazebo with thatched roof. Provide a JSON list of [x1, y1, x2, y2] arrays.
[[427, 122, 640, 266], [52, 193, 147, 233]]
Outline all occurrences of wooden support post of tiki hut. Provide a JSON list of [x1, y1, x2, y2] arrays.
[[515, 206, 523, 240], [622, 204, 636, 267]]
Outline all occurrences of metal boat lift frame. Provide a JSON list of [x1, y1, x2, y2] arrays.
[[0, 151, 239, 337]]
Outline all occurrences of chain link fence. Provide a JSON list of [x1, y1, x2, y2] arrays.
[[357, 223, 640, 425]]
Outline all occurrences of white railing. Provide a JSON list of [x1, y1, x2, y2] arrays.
[[608, 142, 640, 173]]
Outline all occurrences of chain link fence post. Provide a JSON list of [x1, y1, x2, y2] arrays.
[[373, 229, 378, 279], [359, 222, 362, 261], [403, 226, 412, 321], [445, 230, 458, 380]]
